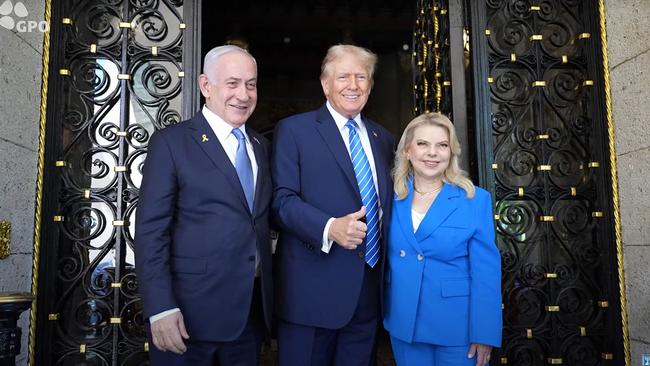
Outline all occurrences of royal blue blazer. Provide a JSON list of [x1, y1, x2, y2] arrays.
[[383, 181, 502, 347], [271, 104, 395, 328], [135, 113, 273, 342]]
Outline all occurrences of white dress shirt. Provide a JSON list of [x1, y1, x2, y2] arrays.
[[150, 106, 259, 324], [321, 101, 382, 253]]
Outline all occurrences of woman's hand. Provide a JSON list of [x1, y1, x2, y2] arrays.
[[467, 343, 492, 366]]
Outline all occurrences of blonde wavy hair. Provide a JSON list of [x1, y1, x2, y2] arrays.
[[393, 112, 475, 199]]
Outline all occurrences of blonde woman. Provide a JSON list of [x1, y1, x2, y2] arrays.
[[383, 113, 502, 366]]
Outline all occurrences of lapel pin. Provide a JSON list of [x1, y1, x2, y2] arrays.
[[372, 131, 378, 138], [253, 136, 260, 144], [201, 134, 209, 142]]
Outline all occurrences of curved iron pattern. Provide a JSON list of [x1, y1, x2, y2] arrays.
[[44, 1, 184, 364], [413, 0, 453, 116], [485, 0, 621, 364]]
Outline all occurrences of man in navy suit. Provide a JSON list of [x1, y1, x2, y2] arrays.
[[135, 45, 273, 366], [272, 44, 395, 365]]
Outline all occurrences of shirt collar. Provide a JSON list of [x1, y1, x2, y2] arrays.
[[202, 105, 248, 143], [326, 101, 365, 133]]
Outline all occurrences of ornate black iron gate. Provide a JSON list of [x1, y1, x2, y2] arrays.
[[414, 0, 627, 365], [32, 1, 199, 364]]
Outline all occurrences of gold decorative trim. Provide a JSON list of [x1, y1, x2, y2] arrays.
[[144, 342, 150, 352], [510, 53, 517, 62], [151, 46, 158, 56], [500, 357, 508, 364], [53, 215, 64, 222], [599, 1, 630, 363], [570, 187, 577, 196], [494, 214, 500, 220], [485, 29, 491, 36], [0, 292, 33, 303], [116, 131, 128, 137], [561, 55, 568, 64], [547, 359, 563, 365], [487, 76, 494, 83], [544, 273, 558, 278], [79, 344, 86, 353], [583, 80, 594, 86], [112, 220, 128, 226], [578, 32, 591, 40], [526, 328, 533, 338], [29, 1, 52, 363], [530, 5, 541, 11], [588, 161, 600, 168], [530, 34, 543, 41], [58, 69, 70, 76], [90, 44, 97, 53], [55, 160, 66, 167], [602, 353, 614, 360], [110, 317, 122, 324], [440, 9, 447, 15], [442, 80, 451, 86], [117, 74, 131, 80], [61, 17, 72, 25], [532, 80, 546, 87], [48, 313, 59, 320], [118, 21, 133, 28], [518, 187, 524, 196], [111, 282, 121, 288], [580, 326, 587, 336], [491, 163, 498, 169], [537, 165, 552, 171], [83, 190, 90, 199], [536, 134, 549, 140], [114, 166, 128, 172], [545, 305, 560, 312], [592, 211, 604, 218], [178, 71, 185, 78], [179, 23, 186, 29], [0, 220, 10, 259], [540, 215, 555, 222], [598, 300, 609, 308]]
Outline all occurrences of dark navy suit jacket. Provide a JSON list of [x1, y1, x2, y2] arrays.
[[135, 112, 273, 342], [271, 104, 394, 328]]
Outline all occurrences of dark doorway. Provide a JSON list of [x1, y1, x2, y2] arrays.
[[201, 0, 416, 139], [201, 1, 415, 365]]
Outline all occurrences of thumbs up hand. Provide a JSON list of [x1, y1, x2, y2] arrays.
[[328, 206, 368, 250]]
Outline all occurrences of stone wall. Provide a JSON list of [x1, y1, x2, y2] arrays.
[[606, 0, 650, 363], [0, 0, 44, 364]]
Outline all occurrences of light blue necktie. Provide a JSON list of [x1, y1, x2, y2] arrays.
[[232, 128, 254, 212], [346, 120, 380, 268]]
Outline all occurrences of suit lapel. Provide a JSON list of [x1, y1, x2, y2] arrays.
[[248, 128, 265, 215], [364, 117, 391, 211], [188, 114, 250, 214], [395, 184, 423, 253], [414, 183, 461, 242], [314, 105, 360, 199]]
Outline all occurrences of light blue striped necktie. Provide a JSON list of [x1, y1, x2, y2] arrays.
[[232, 128, 254, 212], [346, 120, 380, 268]]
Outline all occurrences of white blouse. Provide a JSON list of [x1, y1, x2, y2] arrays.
[[412, 209, 426, 232]]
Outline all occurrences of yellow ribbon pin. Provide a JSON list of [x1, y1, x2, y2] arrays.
[[201, 134, 209, 142]]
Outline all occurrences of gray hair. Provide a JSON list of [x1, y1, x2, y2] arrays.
[[202, 45, 257, 82]]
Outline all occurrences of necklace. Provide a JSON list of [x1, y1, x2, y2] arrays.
[[414, 183, 443, 196]]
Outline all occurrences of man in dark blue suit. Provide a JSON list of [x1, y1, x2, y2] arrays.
[[135, 45, 273, 366], [272, 44, 395, 365]]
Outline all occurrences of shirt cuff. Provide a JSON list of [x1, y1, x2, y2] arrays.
[[321, 217, 335, 253], [150, 308, 180, 324]]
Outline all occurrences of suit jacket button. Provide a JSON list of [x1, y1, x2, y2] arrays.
[[358, 252, 364, 259], [417, 254, 424, 261], [399, 250, 406, 257]]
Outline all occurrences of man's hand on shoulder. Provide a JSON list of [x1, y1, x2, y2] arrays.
[[151, 311, 190, 354], [328, 206, 367, 250]]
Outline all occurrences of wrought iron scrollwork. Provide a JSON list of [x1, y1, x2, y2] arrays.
[[40, 0, 184, 364], [486, 0, 622, 363]]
